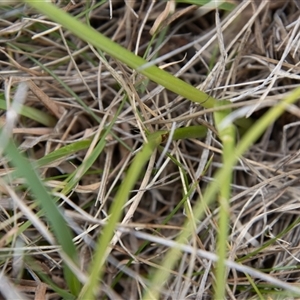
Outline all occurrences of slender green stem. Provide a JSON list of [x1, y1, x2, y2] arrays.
[[213, 100, 236, 299]]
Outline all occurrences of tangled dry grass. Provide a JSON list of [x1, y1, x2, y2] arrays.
[[1, 0, 300, 299]]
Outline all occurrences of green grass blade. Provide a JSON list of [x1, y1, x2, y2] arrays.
[[172, 125, 207, 140], [80, 131, 165, 299], [0, 98, 56, 127], [35, 139, 92, 168], [175, 0, 236, 10], [3, 139, 81, 296], [23, 0, 220, 109]]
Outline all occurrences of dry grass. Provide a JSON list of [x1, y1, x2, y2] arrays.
[[1, 0, 300, 299]]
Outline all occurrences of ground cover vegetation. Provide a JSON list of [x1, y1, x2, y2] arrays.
[[0, 0, 300, 299]]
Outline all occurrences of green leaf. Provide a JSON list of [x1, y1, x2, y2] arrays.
[[80, 130, 165, 299], [175, 0, 236, 10], [36, 139, 92, 168], [23, 0, 221, 109], [4, 139, 81, 296], [0, 98, 56, 127]]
